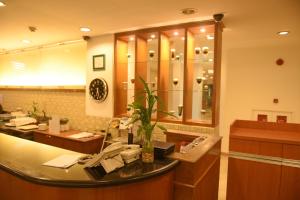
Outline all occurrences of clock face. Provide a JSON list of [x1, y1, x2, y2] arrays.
[[89, 78, 108, 102]]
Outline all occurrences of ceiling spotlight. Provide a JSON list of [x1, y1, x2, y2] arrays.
[[80, 27, 91, 32], [277, 31, 289, 36], [0, 2, 6, 7], [28, 26, 37, 32], [200, 28, 206, 33], [22, 39, 31, 44], [150, 34, 155, 39], [181, 8, 197, 15], [173, 31, 179, 36]]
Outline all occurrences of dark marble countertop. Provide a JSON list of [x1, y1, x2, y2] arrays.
[[0, 133, 179, 188]]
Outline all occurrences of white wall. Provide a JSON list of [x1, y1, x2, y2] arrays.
[[220, 42, 300, 152], [86, 34, 114, 117]]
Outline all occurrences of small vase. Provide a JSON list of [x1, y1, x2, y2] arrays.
[[142, 136, 154, 163]]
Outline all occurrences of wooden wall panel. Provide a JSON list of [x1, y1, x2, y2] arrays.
[[158, 34, 170, 117], [183, 30, 194, 121], [115, 40, 128, 116]]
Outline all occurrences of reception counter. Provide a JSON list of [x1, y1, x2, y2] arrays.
[[0, 129, 222, 200], [0, 133, 178, 200]]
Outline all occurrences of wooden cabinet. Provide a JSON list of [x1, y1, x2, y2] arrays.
[[33, 130, 103, 154], [279, 144, 300, 200], [227, 157, 281, 200], [165, 129, 222, 200], [114, 17, 223, 127], [227, 120, 300, 200]]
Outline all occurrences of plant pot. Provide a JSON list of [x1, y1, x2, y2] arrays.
[[142, 136, 154, 163]]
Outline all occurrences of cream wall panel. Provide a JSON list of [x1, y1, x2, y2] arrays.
[[0, 42, 86, 86], [220, 43, 300, 153], [86, 35, 114, 118]]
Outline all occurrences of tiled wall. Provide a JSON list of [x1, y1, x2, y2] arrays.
[[0, 90, 215, 141]]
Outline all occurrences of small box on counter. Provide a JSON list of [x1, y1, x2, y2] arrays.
[[153, 140, 175, 159]]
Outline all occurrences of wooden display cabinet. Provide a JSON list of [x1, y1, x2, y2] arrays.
[[114, 18, 223, 127]]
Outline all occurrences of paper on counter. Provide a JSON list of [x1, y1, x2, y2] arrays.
[[68, 132, 94, 139], [42, 154, 82, 169]]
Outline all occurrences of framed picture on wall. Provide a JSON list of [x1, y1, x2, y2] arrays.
[[93, 54, 105, 71]]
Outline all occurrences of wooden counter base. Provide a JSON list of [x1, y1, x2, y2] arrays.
[[0, 169, 174, 200]]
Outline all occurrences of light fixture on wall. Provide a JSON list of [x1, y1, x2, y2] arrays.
[[195, 47, 201, 55], [202, 47, 209, 55], [150, 34, 156, 39], [196, 77, 202, 84], [173, 78, 179, 86], [178, 105, 183, 116], [149, 50, 155, 58], [170, 48, 176, 59]]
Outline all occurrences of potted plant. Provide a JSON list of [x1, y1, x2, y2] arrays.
[[128, 77, 175, 163]]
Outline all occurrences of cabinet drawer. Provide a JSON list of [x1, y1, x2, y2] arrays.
[[283, 144, 300, 160], [34, 133, 64, 149], [229, 139, 259, 154], [230, 138, 282, 157]]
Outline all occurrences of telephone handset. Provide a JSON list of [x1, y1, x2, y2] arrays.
[[84, 142, 124, 173]]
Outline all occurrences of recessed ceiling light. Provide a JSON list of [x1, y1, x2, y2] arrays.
[[150, 34, 155, 39], [207, 35, 214, 40], [173, 31, 179, 36], [181, 8, 197, 15], [277, 31, 289, 36], [200, 28, 206, 33], [80, 27, 91, 32], [0, 2, 6, 7], [22, 39, 31, 44]]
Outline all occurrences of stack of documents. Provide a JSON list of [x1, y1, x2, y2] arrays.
[[10, 117, 37, 127], [43, 154, 82, 169]]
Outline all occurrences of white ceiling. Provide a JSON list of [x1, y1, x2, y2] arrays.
[[0, 0, 299, 51]]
